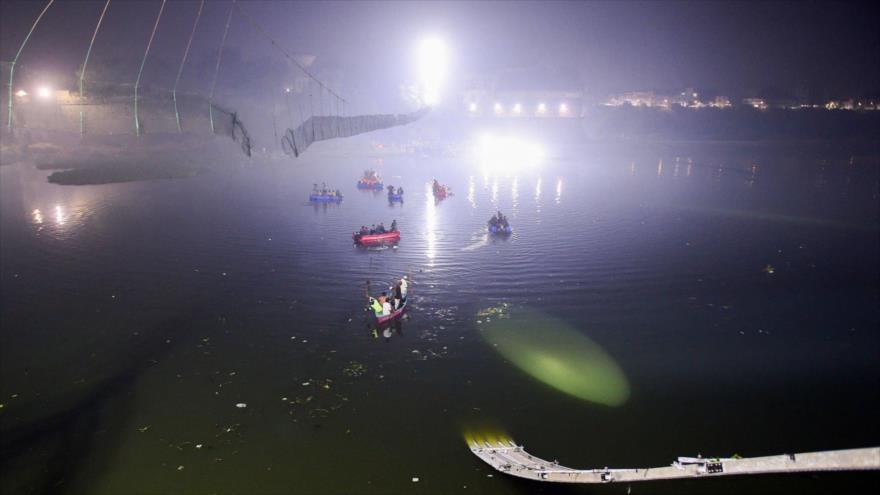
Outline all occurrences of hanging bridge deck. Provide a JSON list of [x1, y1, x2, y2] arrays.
[[468, 438, 879, 484]]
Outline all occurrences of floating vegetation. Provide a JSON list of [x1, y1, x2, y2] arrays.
[[476, 303, 511, 319], [342, 361, 367, 377], [479, 307, 630, 407]]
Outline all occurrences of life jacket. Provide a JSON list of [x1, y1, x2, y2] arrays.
[[370, 298, 383, 316]]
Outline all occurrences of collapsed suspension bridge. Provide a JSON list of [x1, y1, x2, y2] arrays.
[[467, 435, 880, 484], [3, 0, 428, 157]]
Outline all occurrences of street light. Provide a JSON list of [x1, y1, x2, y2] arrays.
[[494, 102, 503, 114], [513, 103, 522, 114], [37, 86, 51, 99], [537, 103, 546, 114], [559, 103, 568, 115], [15, 90, 27, 97], [468, 102, 477, 112]]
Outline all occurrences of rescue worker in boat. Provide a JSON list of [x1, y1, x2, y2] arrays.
[[365, 284, 390, 317], [370, 224, 377, 234], [488, 213, 498, 227], [359, 226, 368, 235], [390, 219, 397, 232], [387, 184, 395, 194], [432, 179, 440, 194], [399, 275, 408, 303], [396, 186, 404, 195], [367, 293, 383, 316], [376, 222, 386, 233], [391, 281, 402, 309], [381, 293, 392, 316], [312, 183, 319, 194]]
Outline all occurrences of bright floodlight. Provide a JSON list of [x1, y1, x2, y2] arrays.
[[468, 102, 477, 112], [537, 103, 546, 113], [37, 86, 51, 99], [513, 103, 522, 114], [559, 102, 568, 114], [417, 37, 448, 106], [15, 90, 27, 97], [285, 87, 291, 93], [493, 102, 503, 113]]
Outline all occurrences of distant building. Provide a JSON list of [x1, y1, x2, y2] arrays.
[[709, 96, 731, 108], [461, 68, 583, 118], [743, 98, 767, 110]]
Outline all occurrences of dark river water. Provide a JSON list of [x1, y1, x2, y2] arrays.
[[1, 143, 879, 494]]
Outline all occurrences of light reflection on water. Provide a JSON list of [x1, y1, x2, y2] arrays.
[[424, 181, 436, 263]]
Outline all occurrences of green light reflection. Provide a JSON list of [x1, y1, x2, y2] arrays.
[[480, 307, 630, 407]]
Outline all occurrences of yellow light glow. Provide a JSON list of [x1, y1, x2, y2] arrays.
[[559, 103, 568, 114], [537, 102, 546, 113], [493, 102, 503, 114], [513, 103, 522, 114], [15, 90, 28, 97]]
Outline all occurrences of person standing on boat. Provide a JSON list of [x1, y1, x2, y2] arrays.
[[397, 186, 404, 195], [399, 275, 408, 302], [392, 281, 403, 309], [390, 219, 398, 232], [380, 292, 392, 316]]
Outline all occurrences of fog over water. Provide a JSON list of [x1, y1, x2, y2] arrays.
[[1, 141, 878, 493]]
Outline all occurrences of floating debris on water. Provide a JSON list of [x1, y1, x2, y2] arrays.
[[343, 361, 367, 377], [477, 302, 510, 319], [235, 403, 247, 408]]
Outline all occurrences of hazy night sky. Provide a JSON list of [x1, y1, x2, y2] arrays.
[[2, 0, 878, 98]]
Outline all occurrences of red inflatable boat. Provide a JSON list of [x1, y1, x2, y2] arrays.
[[353, 230, 401, 245]]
